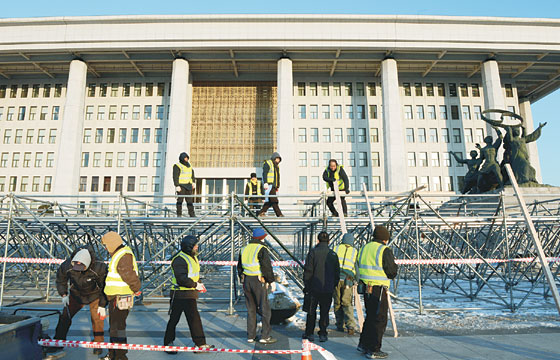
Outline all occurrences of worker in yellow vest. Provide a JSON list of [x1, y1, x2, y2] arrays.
[[244, 172, 265, 214], [237, 228, 277, 344], [333, 233, 359, 335], [257, 152, 284, 217], [164, 235, 214, 354], [356, 226, 398, 359], [173, 152, 196, 217], [99, 232, 141, 360], [322, 159, 350, 217]]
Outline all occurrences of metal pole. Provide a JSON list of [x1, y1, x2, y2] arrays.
[[117, 192, 123, 234], [0, 194, 14, 309], [504, 164, 560, 315], [362, 183, 376, 228], [228, 191, 235, 315], [500, 191, 515, 311], [45, 233, 54, 302], [412, 192, 424, 314]]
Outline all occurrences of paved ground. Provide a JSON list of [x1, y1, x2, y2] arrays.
[[30, 301, 560, 360]]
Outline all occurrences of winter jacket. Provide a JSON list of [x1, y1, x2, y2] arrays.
[[237, 239, 275, 284], [303, 242, 340, 295], [374, 239, 398, 280], [56, 247, 108, 307], [106, 244, 141, 300], [169, 251, 199, 300], [173, 159, 196, 191], [244, 181, 265, 202], [262, 153, 281, 188], [322, 166, 350, 192]]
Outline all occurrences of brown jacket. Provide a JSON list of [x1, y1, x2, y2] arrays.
[[108, 245, 141, 298]]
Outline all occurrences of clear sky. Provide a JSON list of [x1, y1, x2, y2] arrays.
[[2, 1, 559, 185]]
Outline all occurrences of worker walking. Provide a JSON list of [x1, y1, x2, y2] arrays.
[[333, 233, 359, 335], [322, 159, 350, 217], [44, 247, 108, 359], [164, 235, 214, 353], [257, 152, 284, 217], [99, 232, 142, 360], [244, 172, 265, 214], [356, 225, 398, 359], [237, 228, 277, 344], [173, 152, 196, 217]]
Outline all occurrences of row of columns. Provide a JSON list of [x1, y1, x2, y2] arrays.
[[52, 57, 542, 196]]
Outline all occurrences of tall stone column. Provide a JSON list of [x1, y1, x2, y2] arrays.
[[518, 98, 542, 183], [53, 59, 87, 195], [276, 57, 297, 194], [481, 59, 506, 156], [164, 58, 192, 195], [381, 57, 407, 192]]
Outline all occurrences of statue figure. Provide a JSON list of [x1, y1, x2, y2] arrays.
[[450, 150, 482, 194], [475, 128, 504, 192]]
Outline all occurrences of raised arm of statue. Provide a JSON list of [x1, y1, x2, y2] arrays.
[[524, 122, 547, 143], [493, 133, 503, 149], [450, 151, 466, 164], [485, 118, 504, 128]]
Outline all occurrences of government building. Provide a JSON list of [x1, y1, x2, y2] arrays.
[[0, 15, 559, 200]]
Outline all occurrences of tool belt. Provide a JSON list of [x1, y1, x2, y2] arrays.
[[116, 295, 134, 310]]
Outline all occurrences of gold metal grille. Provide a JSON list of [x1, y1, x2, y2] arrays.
[[190, 82, 277, 168]]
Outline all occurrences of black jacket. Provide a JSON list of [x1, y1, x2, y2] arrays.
[[244, 181, 265, 201], [173, 160, 196, 191], [237, 240, 275, 284], [378, 241, 398, 280], [322, 166, 350, 192], [56, 247, 108, 307], [303, 242, 340, 294], [262, 160, 280, 188], [170, 251, 199, 300]]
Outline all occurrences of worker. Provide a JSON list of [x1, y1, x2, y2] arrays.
[[333, 233, 359, 335], [322, 159, 350, 217], [356, 225, 398, 359], [99, 231, 142, 360], [302, 232, 340, 343], [257, 152, 284, 217], [244, 172, 265, 214], [44, 247, 107, 359], [164, 235, 214, 353], [237, 228, 277, 344], [173, 152, 196, 217]]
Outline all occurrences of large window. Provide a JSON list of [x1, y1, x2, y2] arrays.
[[298, 128, 307, 142], [82, 153, 91, 168], [298, 152, 307, 167]]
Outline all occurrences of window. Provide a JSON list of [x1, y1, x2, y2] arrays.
[[459, 83, 469, 97], [476, 128, 485, 143], [132, 106, 140, 120], [372, 176, 381, 191], [99, 83, 107, 97], [403, 83, 411, 96], [3, 129, 11, 144], [0, 177, 4, 192], [29, 106, 37, 120], [105, 152, 113, 167], [349, 176, 357, 191], [356, 82, 365, 96], [129, 152, 137, 167], [344, 82, 352, 96], [416, 105, 425, 119], [368, 82, 377, 96], [297, 82, 306, 96], [311, 152, 319, 167], [453, 128, 462, 143], [406, 128, 414, 143], [443, 152, 451, 167], [88, 84, 96, 97], [0, 85, 5, 98], [298, 152, 307, 167], [345, 105, 353, 119], [359, 152, 368, 167], [152, 176, 160, 192], [419, 176, 429, 190], [472, 84, 480, 97], [321, 105, 330, 119], [83, 128, 92, 143], [429, 128, 438, 143], [347, 128, 355, 143], [32, 176, 40, 192], [322, 128, 331, 143], [419, 152, 428, 167], [40, 106, 48, 120], [370, 128, 379, 143], [46, 153, 54, 167], [333, 82, 341, 96], [334, 152, 343, 165], [437, 83, 446, 97], [9, 177, 17, 192], [78, 176, 88, 192], [20, 177, 28, 192], [0, 153, 7, 168], [115, 152, 125, 167], [310, 105, 318, 119], [85, 106, 94, 120], [298, 128, 307, 142], [474, 106, 482, 120], [348, 152, 356, 167], [323, 152, 331, 167], [32, 84, 40, 98], [426, 83, 434, 96], [451, 105, 459, 120], [505, 84, 514, 97], [145, 83, 153, 96], [309, 82, 317, 96], [142, 128, 150, 143], [127, 176, 135, 192], [334, 105, 342, 119], [133, 83, 142, 96], [106, 105, 116, 120], [157, 83, 165, 96], [95, 128, 103, 143], [462, 105, 471, 120], [358, 128, 367, 143], [449, 83, 457, 97], [299, 176, 307, 191], [122, 83, 130, 97], [106, 128, 115, 143], [26, 129, 34, 144], [298, 105, 306, 119], [131, 128, 139, 143], [112, 176, 123, 192], [155, 128, 163, 143], [407, 152, 416, 167], [414, 83, 423, 96], [18, 106, 26, 121], [51, 106, 60, 120], [427, 105, 436, 120], [404, 105, 413, 119], [153, 152, 162, 167], [441, 128, 450, 143], [141, 152, 149, 167], [418, 128, 426, 143], [357, 105, 365, 119], [431, 152, 440, 167], [23, 152, 31, 167], [34, 152, 43, 167], [15, 129, 23, 144], [311, 177, 320, 191], [37, 129, 46, 144], [144, 105, 152, 120], [91, 176, 99, 192], [465, 128, 473, 143], [93, 152, 101, 167], [334, 128, 343, 143], [81, 152, 89, 167], [444, 176, 454, 191], [369, 105, 378, 119], [156, 105, 164, 120], [360, 176, 369, 190], [310, 128, 319, 142], [12, 152, 20, 167], [371, 152, 380, 167], [6, 107, 14, 121], [321, 82, 329, 96], [432, 176, 442, 191]]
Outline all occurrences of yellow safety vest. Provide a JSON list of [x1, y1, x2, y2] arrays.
[[249, 180, 262, 196], [104, 246, 139, 296], [334, 244, 358, 276], [264, 160, 277, 186], [357, 242, 390, 287], [176, 163, 193, 185], [171, 251, 200, 291], [241, 243, 265, 276], [325, 165, 345, 190]]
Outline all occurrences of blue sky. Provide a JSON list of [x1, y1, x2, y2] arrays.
[[3, 1, 559, 185]]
